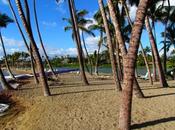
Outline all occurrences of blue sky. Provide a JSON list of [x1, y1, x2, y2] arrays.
[[0, 0, 174, 58]]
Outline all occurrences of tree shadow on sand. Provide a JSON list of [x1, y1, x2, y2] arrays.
[[51, 88, 115, 96], [145, 92, 175, 98], [131, 117, 175, 129]]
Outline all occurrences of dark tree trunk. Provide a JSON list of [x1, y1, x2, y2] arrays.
[[82, 31, 93, 75], [8, 0, 39, 84], [145, 16, 168, 87], [98, 0, 122, 91], [15, 0, 51, 96], [0, 31, 16, 80], [33, 0, 57, 78], [68, 0, 89, 85]]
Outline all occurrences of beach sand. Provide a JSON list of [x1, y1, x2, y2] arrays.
[[0, 72, 175, 130]]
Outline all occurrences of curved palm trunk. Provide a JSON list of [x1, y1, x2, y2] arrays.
[[107, 0, 144, 97], [68, 0, 89, 85], [0, 31, 15, 80], [7, 0, 39, 84], [140, 44, 153, 85], [15, 0, 50, 96], [116, 0, 150, 129], [0, 67, 14, 90], [122, 1, 153, 85], [33, 0, 57, 78], [151, 46, 157, 81], [81, 31, 93, 75], [98, 0, 122, 91], [145, 16, 168, 87]]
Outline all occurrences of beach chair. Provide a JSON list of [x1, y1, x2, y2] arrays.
[[140, 72, 149, 80]]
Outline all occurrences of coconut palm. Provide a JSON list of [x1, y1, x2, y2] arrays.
[[116, 0, 151, 129], [33, 0, 57, 78], [57, 0, 89, 85], [0, 13, 16, 80], [63, 9, 95, 75], [98, 0, 122, 91], [7, 0, 39, 84], [15, 0, 51, 96]]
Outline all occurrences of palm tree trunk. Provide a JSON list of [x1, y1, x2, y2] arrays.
[[107, 0, 144, 96], [122, 1, 153, 85], [33, 0, 57, 78], [98, 0, 122, 91], [117, 0, 150, 129], [145, 16, 168, 87], [140, 43, 153, 85], [8, 0, 39, 84], [15, 0, 51, 96], [68, 0, 89, 85], [30, 44, 39, 84], [0, 31, 16, 80], [115, 40, 123, 81], [95, 30, 103, 75], [0, 67, 14, 90], [82, 31, 93, 75], [151, 46, 157, 81]]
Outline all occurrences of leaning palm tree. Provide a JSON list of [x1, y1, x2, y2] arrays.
[[33, 0, 57, 78], [15, 0, 51, 96], [0, 13, 16, 80], [114, 0, 151, 129], [7, 0, 39, 84], [57, 0, 89, 85], [63, 9, 95, 75], [98, 0, 122, 91]]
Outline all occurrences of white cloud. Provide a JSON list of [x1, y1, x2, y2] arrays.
[[42, 21, 57, 27], [2, 36, 24, 47], [1, 0, 8, 5], [128, 5, 137, 21]]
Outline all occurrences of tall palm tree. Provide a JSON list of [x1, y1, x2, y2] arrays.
[[0, 13, 14, 90], [15, 0, 51, 96], [57, 0, 89, 85], [98, 0, 122, 91], [63, 9, 95, 75], [7, 0, 39, 84], [0, 13, 16, 80], [107, 0, 145, 97], [145, 15, 168, 87], [116, 0, 151, 129], [33, 0, 57, 78], [120, 0, 153, 85]]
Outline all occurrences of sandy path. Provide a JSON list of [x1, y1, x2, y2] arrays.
[[1, 73, 175, 130]]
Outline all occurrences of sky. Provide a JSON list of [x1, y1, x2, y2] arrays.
[[0, 0, 175, 58]]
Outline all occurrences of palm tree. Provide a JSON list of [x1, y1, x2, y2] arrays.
[[107, 0, 145, 97], [98, 0, 122, 91], [57, 0, 89, 85], [63, 9, 95, 75], [117, 0, 151, 129], [88, 16, 104, 76], [15, 0, 51, 96], [33, 0, 57, 78], [7, 0, 39, 84], [145, 15, 168, 87], [0, 13, 14, 90], [0, 13, 16, 80], [119, 0, 153, 85]]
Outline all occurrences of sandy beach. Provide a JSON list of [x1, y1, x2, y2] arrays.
[[0, 72, 175, 130]]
